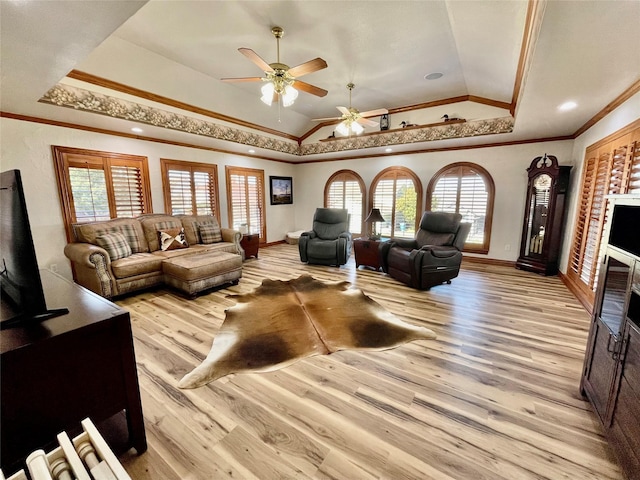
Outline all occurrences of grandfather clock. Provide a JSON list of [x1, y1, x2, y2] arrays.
[[516, 154, 571, 275]]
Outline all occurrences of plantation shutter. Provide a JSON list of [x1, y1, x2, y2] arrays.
[[325, 171, 364, 235], [427, 163, 494, 253], [226, 167, 266, 240], [566, 123, 640, 310], [111, 161, 146, 218], [53, 147, 152, 243], [161, 159, 218, 218], [372, 169, 420, 239]]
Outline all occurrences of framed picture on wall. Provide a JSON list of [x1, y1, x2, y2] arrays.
[[269, 176, 293, 205]]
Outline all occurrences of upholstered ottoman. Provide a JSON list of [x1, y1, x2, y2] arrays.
[[162, 251, 242, 296]]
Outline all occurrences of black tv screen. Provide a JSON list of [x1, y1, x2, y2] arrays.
[[0, 169, 67, 329], [609, 205, 640, 257]]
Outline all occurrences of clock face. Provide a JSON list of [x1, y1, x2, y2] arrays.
[[534, 174, 552, 190]]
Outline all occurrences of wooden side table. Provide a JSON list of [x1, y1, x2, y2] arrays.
[[240, 233, 260, 259], [353, 238, 384, 270]]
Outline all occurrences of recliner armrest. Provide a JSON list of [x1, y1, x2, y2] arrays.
[[338, 232, 351, 240], [390, 238, 419, 250], [418, 244, 460, 258], [300, 231, 317, 239]]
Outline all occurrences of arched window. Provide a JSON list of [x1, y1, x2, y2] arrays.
[[370, 167, 422, 239], [426, 162, 495, 254], [324, 170, 365, 236]]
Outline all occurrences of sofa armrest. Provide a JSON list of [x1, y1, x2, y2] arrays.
[[221, 228, 242, 250], [64, 243, 117, 298]]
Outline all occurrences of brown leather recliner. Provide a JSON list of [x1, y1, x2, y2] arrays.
[[380, 211, 471, 290]]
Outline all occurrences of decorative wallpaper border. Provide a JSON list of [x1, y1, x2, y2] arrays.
[[40, 84, 514, 156]]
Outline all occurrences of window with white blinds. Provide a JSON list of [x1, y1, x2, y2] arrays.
[[370, 167, 422, 239], [225, 166, 266, 240], [324, 170, 365, 235], [566, 123, 640, 310], [426, 162, 495, 254], [160, 159, 219, 218], [53, 146, 152, 242]]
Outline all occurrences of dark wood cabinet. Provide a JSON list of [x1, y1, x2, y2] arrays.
[[241, 233, 259, 259], [353, 238, 383, 270], [581, 195, 640, 480], [1, 270, 146, 475], [516, 154, 571, 275]]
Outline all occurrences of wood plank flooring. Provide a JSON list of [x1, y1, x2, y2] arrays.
[[117, 244, 623, 480]]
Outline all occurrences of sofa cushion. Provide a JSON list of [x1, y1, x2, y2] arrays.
[[178, 215, 223, 245], [95, 232, 132, 260], [111, 253, 164, 279], [158, 227, 189, 251], [138, 214, 183, 252], [73, 218, 148, 253], [198, 223, 222, 244]]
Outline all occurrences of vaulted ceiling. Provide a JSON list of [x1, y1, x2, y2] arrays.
[[1, 0, 639, 162]]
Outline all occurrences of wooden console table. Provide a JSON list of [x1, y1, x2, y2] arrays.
[[1, 270, 146, 475]]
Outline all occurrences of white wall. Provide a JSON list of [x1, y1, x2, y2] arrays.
[[559, 91, 640, 274], [294, 140, 574, 261], [0, 118, 296, 281]]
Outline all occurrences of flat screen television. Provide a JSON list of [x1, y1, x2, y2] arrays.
[[609, 204, 640, 257], [0, 169, 67, 329]]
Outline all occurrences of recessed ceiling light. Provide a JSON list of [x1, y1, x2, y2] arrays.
[[248, 149, 256, 154], [558, 101, 577, 111], [131, 127, 143, 133], [425, 72, 443, 80], [385, 148, 393, 153]]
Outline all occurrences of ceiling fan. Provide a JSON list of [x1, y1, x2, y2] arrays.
[[312, 83, 388, 135], [221, 26, 328, 107]]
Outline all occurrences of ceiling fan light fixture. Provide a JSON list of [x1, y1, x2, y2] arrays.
[[260, 82, 275, 105], [282, 84, 298, 107], [351, 121, 364, 134], [335, 121, 350, 136]]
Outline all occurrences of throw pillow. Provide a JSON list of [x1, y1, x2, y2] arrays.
[[158, 227, 188, 251], [95, 232, 132, 261], [198, 223, 222, 244]]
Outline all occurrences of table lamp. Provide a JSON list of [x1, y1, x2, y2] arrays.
[[365, 208, 385, 240]]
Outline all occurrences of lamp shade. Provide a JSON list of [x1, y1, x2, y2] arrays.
[[365, 208, 385, 224]]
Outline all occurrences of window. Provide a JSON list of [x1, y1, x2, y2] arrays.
[[225, 166, 266, 240], [566, 123, 640, 309], [160, 159, 219, 220], [370, 167, 422, 239], [53, 146, 152, 242], [426, 162, 495, 254], [324, 170, 365, 236]]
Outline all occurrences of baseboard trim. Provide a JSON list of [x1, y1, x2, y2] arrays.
[[462, 256, 516, 268], [558, 270, 594, 315]]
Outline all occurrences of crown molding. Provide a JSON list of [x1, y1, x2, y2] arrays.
[[40, 83, 515, 157]]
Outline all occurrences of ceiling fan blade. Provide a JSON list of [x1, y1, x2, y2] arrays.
[[311, 116, 342, 122], [287, 58, 328, 78], [357, 117, 379, 128], [238, 48, 274, 73], [359, 108, 388, 118], [292, 80, 328, 97], [221, 77, 264, 83], [337, 106, 350, 116]]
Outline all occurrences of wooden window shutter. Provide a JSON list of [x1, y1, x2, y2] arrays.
[[161, 159, 219, 219], [566, 122, 640, 311], [426, 162, 495, 254], [225, 166, 266, 240], [325, 170, 365, 235], [371, 167, 421, 239]]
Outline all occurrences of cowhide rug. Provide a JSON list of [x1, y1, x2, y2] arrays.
[[178, 275, 436, 388]]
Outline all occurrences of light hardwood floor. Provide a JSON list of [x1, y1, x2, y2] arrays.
[[118, 243, 623, 480]]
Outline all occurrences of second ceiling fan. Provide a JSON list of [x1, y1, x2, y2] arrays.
[[221, 26, 328, 107], [313, 83, 388, 135]]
